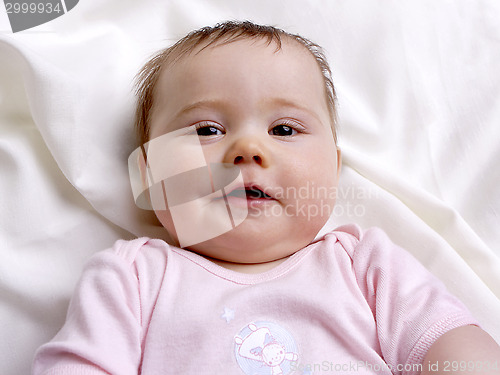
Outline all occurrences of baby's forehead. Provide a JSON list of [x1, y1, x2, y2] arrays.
[[153, 36, 325, 111], [153, 38, 321, 109], [161, 34, 314, 73]]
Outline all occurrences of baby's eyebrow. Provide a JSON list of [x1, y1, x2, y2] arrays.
[[173, 100, 226, 121], [263, 97, 323, 123]]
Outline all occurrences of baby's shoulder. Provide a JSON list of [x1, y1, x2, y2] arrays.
[[324, 224, 409, 265], [325, 223, 386, 250], [91, 237, 172, 272]]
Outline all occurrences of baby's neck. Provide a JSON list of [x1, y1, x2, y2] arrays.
[[206, 256, 289, 274]]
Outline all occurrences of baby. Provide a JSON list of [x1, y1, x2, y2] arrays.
[[33, 21, 500, 374]]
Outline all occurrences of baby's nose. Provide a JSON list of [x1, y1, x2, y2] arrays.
[[223, 137, 270, 168], [234, 154, 263, 165]]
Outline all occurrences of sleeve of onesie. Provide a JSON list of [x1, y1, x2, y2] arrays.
[[32, 238, 148, 375], [342, 226, 479, 375]]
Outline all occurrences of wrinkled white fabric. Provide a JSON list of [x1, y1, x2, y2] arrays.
[[1, 1, 499, 374]]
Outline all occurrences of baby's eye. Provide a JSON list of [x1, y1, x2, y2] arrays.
[[269, 124, 298, 137], [195, 122, 224, 137]]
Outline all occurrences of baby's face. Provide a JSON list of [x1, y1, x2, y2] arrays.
[[149, 37, 341, 264]]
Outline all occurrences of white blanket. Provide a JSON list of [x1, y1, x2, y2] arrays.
[[1, 1, 499, 373]]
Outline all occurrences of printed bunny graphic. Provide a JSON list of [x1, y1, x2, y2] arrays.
[[235, 323, 298, 375]]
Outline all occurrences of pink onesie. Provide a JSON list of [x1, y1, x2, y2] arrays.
[[32, 224, 478, 375]]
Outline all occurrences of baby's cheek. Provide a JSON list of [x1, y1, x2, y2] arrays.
[[290, 177, 337, 229]]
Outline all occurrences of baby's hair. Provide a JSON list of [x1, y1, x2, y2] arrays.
[[134, 20, 338, 146]]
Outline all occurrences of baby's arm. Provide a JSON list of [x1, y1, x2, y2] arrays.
[[341, 226, 497, 373], [421, 325, 500, 375], [32, 242, 144, 374]]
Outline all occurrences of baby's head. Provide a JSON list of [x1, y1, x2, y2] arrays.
[[133, 21, 341, 265]]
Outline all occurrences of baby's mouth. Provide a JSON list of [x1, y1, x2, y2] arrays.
[[227, 186, 272, 200]]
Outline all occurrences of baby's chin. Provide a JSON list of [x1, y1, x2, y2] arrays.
[[185, 219, 325, 264], [154, 206, 331, 264]]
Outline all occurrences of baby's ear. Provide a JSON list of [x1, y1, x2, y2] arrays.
[[128, 145, 153, 210], [336, 147, 342, 178], [137, 148, 149, 190]]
